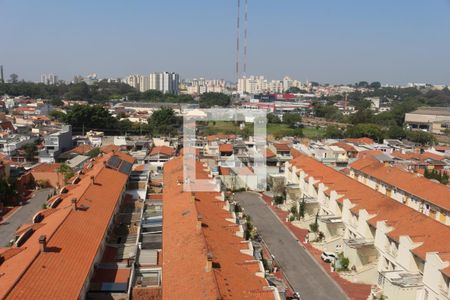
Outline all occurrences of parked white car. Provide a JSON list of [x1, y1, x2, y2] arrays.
[[320, 251, 337, 263]]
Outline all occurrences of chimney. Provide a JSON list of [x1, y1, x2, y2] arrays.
[[197, 214, 203, 232], [39, 235, 47, 253], [90, 175, 95, 184], [71, 197, 78, 211], [205, 252, 213, 272]]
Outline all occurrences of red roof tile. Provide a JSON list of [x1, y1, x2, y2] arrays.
[[149, 146, 175, 157], [350, 158, 450, 211], [2, 152, 132, 300], [291, 153, 450, 262], [162, 157, 275, 300], [219, 144, 233, 152]]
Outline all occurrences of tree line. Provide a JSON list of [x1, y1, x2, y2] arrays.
[[50, 105, 182, 136]]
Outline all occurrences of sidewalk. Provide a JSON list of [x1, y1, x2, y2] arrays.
[[261, 194, 371, 300]]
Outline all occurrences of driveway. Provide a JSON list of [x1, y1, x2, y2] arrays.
[[0, 188, 54, 246], [235, 192, 348, 300]]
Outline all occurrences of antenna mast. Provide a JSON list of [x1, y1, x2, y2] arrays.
[[236, 0, 240, 83], [244, 0, 248, 75]]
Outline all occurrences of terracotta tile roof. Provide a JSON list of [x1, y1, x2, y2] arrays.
[[345, 137, 375, 145], [219, 166, 231, 176], [219, 143, 233, 152], [70, 144, 93, 155], [265, 148, 276, 158], [435, 146, 450, 152], [1, 151, 133, 300], [350, 157, 450, 211], [390, 151, 444, 162], [273, 143, 290, 152], [332, 142, 357, 153], [290, 148, 302, 158], [149, 146, 175, 157], [290, 153, 450, 263], [441, 265, 450, 278], [148, 194, 163, 200], [31, 163, 61, 173], [133, 287, 162, 300], [100, 144, 121, 154], [162, 157, 275, 300]]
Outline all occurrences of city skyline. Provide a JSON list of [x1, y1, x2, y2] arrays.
[[2, 0, 450, 84]]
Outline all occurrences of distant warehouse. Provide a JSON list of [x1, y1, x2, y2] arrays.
[[405, 106, 450, 134]]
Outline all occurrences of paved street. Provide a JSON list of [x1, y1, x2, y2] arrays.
[[0, 188, 54, 246], [235, 192, 348, 300]]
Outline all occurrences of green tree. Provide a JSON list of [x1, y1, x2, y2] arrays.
[[285, 86, 304, 93], [64, 105, 118, 132], [86, 147, 101, 158], [299, 198, 305, 219], [313, 103, 343, 121], [22, 143, 37, 162], [386, 126, 406, 139], [442, 172, 449, 185], [267, 113, 281, 124], [324, 125, 344, 139], [0, 179, 17, 206], [199, 92, 231, 108], [64, 82, 91, 100], [283, 112, 302, 128], [147, 107, 181, 136], [49, 110, 66, 122], [57, 164, 75, 184], [290, 128, 304, 137], [369, 81, 382, 89], [9, 74, 19, 84], [345, 123, 385, 142], [406, 130, 435, 145]]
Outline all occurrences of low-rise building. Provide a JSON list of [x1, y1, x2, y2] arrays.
[[0, 151, 135, 299], [405, 107, 450, 134], [349, 157, 450, 226], [285, 154, 450, 300], [162, 157, 278, 299], [38, 125, 72, 163]]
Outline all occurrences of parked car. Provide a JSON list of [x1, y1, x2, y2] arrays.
[[320, 251, 337, 263]]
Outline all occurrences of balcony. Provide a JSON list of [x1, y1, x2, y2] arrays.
[[344, 238, 374, 249], [439, 283, 449, 297], [380, 270, 423, 289], [318, 214, 342, 224], [384, 244, 398, 258]]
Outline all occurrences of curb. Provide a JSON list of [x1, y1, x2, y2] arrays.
[[255, 193, 350, 300]]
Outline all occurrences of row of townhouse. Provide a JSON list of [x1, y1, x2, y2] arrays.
[[349, 157, 450, 226], [0, 151, 135, 300], [285, 153, 450, 300], [162, 155, 280, 300]]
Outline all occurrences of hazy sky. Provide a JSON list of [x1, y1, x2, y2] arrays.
[[1, 0, 450, 84]]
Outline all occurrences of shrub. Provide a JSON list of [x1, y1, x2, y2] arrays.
[[273, 196, 285, 205], [309, 222, 319, 233]]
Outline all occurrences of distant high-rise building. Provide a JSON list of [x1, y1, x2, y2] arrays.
[[161, 72, 179, 94], [149, 73, 161, 90], [40, 73, 58, 85], [0, 65, 4, 84], [139, 75, 150, 92], [126, 72, 179, 94], [126, 74, 140, 90]]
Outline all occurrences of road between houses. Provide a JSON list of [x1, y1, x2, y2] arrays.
[[0, 188, 54, 246], [235, 192, 348, 300]]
